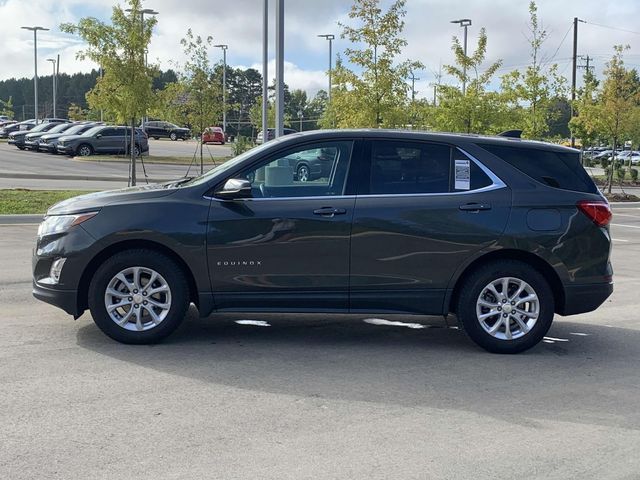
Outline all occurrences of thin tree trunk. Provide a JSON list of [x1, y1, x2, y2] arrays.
[[130, 117, 137, 186], [607, 138, 616, 195]]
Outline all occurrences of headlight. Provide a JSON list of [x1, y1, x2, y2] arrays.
[[37, 212, 99, 237]]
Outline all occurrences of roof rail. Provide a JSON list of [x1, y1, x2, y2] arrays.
[[498, 130, 522, 138]]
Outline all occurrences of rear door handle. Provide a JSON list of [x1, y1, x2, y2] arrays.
[[459, 203, 492, 212], [313, 207, 347, 217]]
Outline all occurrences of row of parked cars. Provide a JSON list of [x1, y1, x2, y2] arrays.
[[583, 147, 640, 164], [1, 118, 150, 157]]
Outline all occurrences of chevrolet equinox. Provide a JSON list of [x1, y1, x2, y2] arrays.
[[33, 130, 613, 353]]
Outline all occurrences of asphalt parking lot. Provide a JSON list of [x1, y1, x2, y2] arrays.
[[1, 206, 639, 479]]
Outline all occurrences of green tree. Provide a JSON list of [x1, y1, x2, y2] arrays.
[[0, 97, 14, 119], [321, 0, 423, 128], [433, 27, 505, 134], [573, 46, 640, 192], [61, 0, 158, 185], [174, 29, 223, 173], [500, 1, 567, 139]]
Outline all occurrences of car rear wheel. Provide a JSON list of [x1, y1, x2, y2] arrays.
[[170, 132, 177, 141], [297, 164, 310, 182], [77, 144, 93, 157], [455, 260, 554, 354], [88, 249, 190, 344]]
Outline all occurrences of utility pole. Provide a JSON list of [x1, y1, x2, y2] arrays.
[[450, 19, 471, 95], [409, 71, 420, 102], [215, 44, 229, 134], [275, 0, 284, 138], [47, 58, 57, 117], [570, 17, 585, 148], [21, 26, 49, 124], [262, 0, 269, 142], [578, 55, 594, 74]]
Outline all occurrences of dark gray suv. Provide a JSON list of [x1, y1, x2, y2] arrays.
[[57, 125, 149, 157], [32, 130, 612, 353]]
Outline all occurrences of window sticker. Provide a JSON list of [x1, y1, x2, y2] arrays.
[[455, 159, 471, 190]]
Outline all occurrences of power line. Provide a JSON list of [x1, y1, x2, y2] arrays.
[[582, 20, 640, 36], [541, 22, 573, 68]]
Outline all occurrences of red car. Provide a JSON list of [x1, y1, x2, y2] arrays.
[[202, 126, 226, 144]]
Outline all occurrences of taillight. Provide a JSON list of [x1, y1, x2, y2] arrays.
[[577, 200, 612, 227]]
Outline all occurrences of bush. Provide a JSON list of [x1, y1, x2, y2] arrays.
[[616, 167, 627, 182], [583, 157, 592, 168], [630, 168, 638, 182], [231, 136, 254, 156], [604, 166, 611, 179], [600, 157, 609, 169]]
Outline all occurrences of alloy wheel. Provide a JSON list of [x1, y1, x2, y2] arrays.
[[475, 277, 539, 340]]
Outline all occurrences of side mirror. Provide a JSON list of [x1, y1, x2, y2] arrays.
[[96, 133, 102, 138], [215, 178, 252, 200]]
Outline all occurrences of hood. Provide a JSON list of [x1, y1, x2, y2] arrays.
[[57, 133, 88, 143], [47, 183, 180, 215], [9, 130, 28, 138], [26, 131, 47, 140], [40, 132, 67, 141]]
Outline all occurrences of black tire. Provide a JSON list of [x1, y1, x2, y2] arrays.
[[128, 144, 141, 157], [77, 144, 93, 157], [88, 249, 190, 344], [455, 260, 554, 354], [296, 164, 310, 182], [17, 146, 25, 150], [170, 132, 177, 141], [153, 136, 159, 140]]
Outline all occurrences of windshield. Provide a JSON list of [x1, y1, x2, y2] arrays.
[[30, 123, 52, 133], [48, 123, 72, 134], [62, 124, 91, 136], [82, 126, 104, 137], [183, 141, 274, 187]]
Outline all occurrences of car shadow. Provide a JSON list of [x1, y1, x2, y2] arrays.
[[76, 309, 640, 431]]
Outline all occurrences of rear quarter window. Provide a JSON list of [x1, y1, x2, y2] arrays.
[[477, 143, 598, 194]]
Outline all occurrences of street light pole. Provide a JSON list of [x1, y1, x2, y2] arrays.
[[450, 19, 472, 96], [21, 26, 49, 124], [47, 58, 57, 118], [317, 34, 335, 104], [262, 0, 269, 142], [125, 7, 158, 132], [215, 44, 229, 134], [275, 0, 284, 138]]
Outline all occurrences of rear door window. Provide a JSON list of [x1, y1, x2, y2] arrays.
[[369, 141, 451, 195], [477, 143, 598, 193]]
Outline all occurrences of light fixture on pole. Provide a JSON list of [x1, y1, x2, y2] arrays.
[[21, 26, 49, 124], [317, 34, 335, 104], [214, 44, 229, 134], [47, 58, 57, 118], [450, 18, 472, 96]]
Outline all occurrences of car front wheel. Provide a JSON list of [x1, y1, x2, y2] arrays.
[[88, 249, 190, 344], [455, 260, 554, 354], [296, 165, 310, 182], [170, 132, 177, 141], [77, 144, 93, 156]]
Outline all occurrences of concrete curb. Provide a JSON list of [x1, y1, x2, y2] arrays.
[[0, 172, 171, 183], [0, 214, 43, 225]]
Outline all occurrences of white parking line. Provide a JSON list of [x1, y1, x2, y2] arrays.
[[613, 213, 640, 218], [611, 223, 640, 229], [613, 238, 629, 242]]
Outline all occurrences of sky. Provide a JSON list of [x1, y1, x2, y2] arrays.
[[0, 0, 639, 100]]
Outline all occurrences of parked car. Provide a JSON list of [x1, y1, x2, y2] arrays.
[[24, 122, 76, 150], [256, 128, 297, 144], [0, 120, 16, 130], [0, 115, 11, 122], [0, 120, 36, 138], [38, 122, 99, 154], [202, 126, 226, 144], [57, 125, 149, 157], [33, 130, 612, 354], [8, 120, 68, 149], [144, 121, 191, 141]]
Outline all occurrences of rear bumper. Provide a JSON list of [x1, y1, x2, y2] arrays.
[[33, 281, 81, 317], [559, 282, 613, 316]]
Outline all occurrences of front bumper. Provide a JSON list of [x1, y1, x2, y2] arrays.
[[559, 282, 613, 316], [57, 144, 74, 155], [32, 281, 81, 317]]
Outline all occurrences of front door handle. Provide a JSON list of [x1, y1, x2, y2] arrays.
[[459, 203, 492, 212], [313, 207, 347, 217]]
